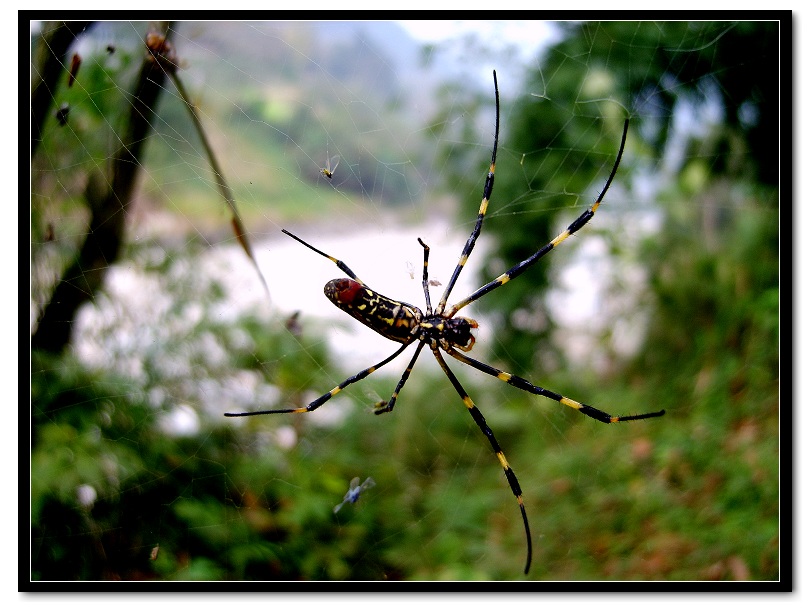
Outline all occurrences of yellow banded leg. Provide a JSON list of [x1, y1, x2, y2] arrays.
[[224, 342, 411, 417], [444, 347, 665, 424], [431, 348, 533, 575], [446, 120, 630, 318], [374, 342, 426, 415], [281, 228, 363, 283], [436, 70, 500, 314]]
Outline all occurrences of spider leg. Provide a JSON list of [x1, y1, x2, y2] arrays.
[[282, 228, 363, 283], [436, 70, 499, 315], [374, 341, 426, 415], [444, 346, 664, 423], [445, 119, 630, 318], [224, 342, 412, 417], [371, 239, 433, 414], [417, 238, 433, 314], [431, 347, 532, 575]]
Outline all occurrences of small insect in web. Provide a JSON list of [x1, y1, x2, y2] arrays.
[[321, 153, 340, 179], [226, 70, 664, 574], [407, 261, 441, 286], [333, 476, 376, 514]]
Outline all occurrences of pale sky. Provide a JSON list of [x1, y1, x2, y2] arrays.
[[397, 20, 557, 61]]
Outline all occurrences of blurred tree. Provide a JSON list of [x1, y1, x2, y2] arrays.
[[30, 21, 93, 157], [32, 21, 174, 354], [446, 21, 779, 377]]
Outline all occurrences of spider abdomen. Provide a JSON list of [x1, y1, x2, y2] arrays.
[[324, 278, 422, 344]]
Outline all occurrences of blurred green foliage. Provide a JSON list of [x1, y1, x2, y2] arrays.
[[443, 21, 779, 378], [30, 21, 781, 582]]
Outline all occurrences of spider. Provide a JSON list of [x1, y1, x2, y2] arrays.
[[225, 70, 665, 575]]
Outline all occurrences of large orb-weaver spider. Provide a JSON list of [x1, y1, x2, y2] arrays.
[[226, 70, 664, 575]]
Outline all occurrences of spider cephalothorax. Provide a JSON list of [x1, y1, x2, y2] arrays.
[[419, 313, 478, 352], [226, 71, 664, 575]]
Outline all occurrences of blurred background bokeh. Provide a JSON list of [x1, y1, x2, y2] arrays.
[[30, 20, 780, 581]]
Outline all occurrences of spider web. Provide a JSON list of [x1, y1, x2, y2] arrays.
[[27, 19, 784, 587]]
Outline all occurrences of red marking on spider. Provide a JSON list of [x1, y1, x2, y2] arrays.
[[331, 278, 363, 303]]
